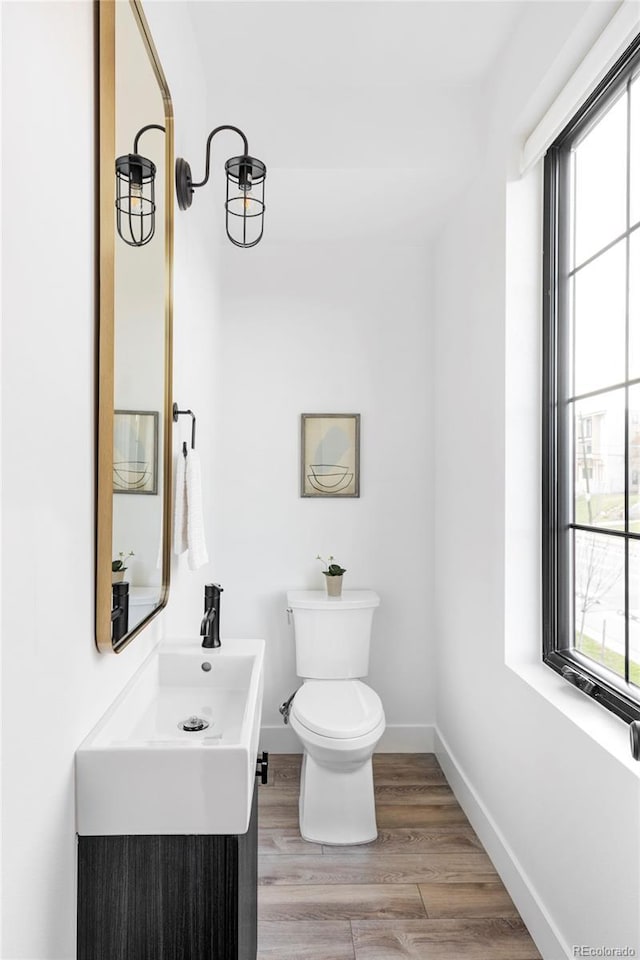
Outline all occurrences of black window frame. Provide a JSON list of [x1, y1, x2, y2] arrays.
[[543, 33, 640, 724]]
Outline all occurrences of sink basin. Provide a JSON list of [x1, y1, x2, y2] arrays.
[[76, 639, 264, 835]]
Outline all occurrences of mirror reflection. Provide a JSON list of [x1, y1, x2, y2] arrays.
[[96, 0, 173, 652]]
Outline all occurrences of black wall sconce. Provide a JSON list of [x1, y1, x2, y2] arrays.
[[115, 123, 165, 247], [175, 125, 266, 248]]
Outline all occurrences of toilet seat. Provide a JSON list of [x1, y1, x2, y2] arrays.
[[292, 680, 383, 739]]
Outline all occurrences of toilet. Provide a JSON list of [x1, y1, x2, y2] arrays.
[[286, 589, 385, 845]]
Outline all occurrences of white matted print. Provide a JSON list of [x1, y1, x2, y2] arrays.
[[113, 410, 159, 495], [301, 414, 360, 498]]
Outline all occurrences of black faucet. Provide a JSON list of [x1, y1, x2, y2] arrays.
[[201, 583, 223, 648], [111, 581, 130, 645]]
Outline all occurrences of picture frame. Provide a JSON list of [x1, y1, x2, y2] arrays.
[[113, 410, 159, 495], [300, 413, 360, 498]]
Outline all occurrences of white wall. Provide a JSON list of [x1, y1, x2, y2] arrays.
[[0, 2, 216, 957], [142, 0, 226, 640], [215, 241, 434, 750], [0, 4, 163, 957], [432, 6, 640, 957]]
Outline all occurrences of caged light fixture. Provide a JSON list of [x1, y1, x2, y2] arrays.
[[175, 125, 266, 248], [115, 124, 165, 247]]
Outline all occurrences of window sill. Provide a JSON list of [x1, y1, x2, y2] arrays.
[[507, 659, 640, 775]]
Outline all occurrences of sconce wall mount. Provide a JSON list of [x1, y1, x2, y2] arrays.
[[175, 124, 266, 248], [116, 122, 266, 249]]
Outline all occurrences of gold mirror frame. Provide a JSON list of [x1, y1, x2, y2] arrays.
[[96, 0, 174, 653]]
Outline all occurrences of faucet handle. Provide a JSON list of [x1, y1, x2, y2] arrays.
[[204, 583, 224, 605]]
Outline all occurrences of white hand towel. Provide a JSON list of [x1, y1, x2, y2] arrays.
[[173, 451, 188, 555], [185, 449, 209, 570]]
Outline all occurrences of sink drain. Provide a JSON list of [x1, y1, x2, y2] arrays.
[[178, 715, 210, 732]]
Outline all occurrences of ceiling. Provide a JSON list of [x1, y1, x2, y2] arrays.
[[185, 1, 611, 243]]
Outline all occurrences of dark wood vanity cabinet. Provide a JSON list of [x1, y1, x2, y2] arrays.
[[77, 784, 258, 960]]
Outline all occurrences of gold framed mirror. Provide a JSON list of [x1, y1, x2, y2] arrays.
[[96, 0, 174, 653]]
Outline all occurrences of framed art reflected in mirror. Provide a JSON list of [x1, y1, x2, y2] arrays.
[[113, 410, 159, 495]]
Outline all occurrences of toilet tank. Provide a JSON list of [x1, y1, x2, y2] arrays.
[[287, 590, 380, 679], [129, 586, 160, 623]]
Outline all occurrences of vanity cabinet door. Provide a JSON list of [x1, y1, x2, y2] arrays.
[[77, 784, 258, 960]]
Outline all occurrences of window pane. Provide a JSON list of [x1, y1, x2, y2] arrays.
[[574, 91, 627, 267], [629, 231, 640, 380], [574, 93, 627, 266], [631, 75, 640, 226], [574, 529, 625, 678], [630, 540, 640, 687], [573, 240, 626, 395], [574, 390, 625, 529]]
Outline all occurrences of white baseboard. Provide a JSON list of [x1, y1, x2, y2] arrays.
[[260, 723, 435, 754], [434, 727, 570, 960], [378, 724, 434, 752]]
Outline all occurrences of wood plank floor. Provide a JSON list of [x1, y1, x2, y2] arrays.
[[257, 754, 541, 960]]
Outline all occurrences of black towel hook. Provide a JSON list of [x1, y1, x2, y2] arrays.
[[172, 403, 196, 458]]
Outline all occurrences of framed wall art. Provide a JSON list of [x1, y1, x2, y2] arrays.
[[300, 413, 360, 498], [113, 410, 159, 495]]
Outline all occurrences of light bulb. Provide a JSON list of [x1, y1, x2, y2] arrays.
[[130, 181, 143, 214], [240, 175, 253, 216]]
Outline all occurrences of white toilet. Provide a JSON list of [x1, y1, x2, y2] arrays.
[[286, 589, 385, 845]]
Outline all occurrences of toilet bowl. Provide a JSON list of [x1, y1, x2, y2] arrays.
[[289, 679, 385, 844], [286, 590, 385, 845]]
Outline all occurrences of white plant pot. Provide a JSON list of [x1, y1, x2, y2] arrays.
[[325, 575, 343, 598]]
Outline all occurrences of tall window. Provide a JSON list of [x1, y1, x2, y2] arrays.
[[543, 36, 640, 722]]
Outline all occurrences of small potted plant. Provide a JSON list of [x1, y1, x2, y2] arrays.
[[112, 550, 134, 584], [316, 554, 346, 598]]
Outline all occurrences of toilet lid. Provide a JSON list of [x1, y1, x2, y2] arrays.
[[292, 681, 383, 739]]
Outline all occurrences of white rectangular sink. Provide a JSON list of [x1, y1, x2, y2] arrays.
[[76, 639, 264, 836]]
